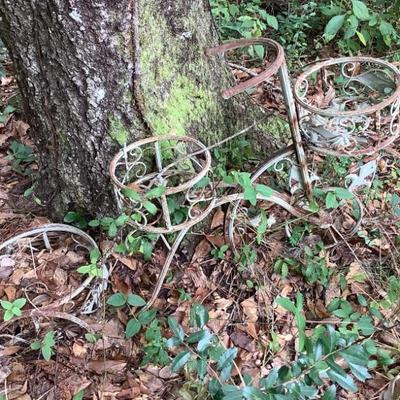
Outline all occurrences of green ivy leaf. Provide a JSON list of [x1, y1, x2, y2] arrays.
[[138, 309, 157, 325], [145, 186, 166, 199], [166, 336, 182, 348], [187, 330, 205, 344], [77, 265, 91, 274], [308, 200, 319, 213], [43, 331, 55, 347], [127, 294, 146, 307], [348, 362, 371, 381], [254, 45, 264, 60], [0, 300, 13, 310], [143, 201, 158, 215], [325, 192, 339, 209], [340, 345, 369, 366], [90, 248, 101, 264], [141, 240, 153, 261], [167, 317, 185, 343], [322, 385, 336, 400], [115, 214, 129, 226], [324, 14, 346, 41], [321, 325, 337, 353], [334, 188, 354, 200], [125, 319, 142, 338], [108, 222, 118, 237], [222, 385, 243, 400], [352, 0, 370, 21], [357, 294, 368, 306], [276, 297, 297, 314], [197, 357, 208, 380], [261, 367, 279, 389], [255, 184, 273, 198], [379, 20, 395, 46], [191, 303, 209, 328], [122, 188, 141, 201], [197, 329, 214, 352], [244, 186, 257, 206], [320, 5, 344, 16], [107, 293, 127, 307], [218, 347, 238, 370], [326, 358, 358, 392], [171, 350, 191, 373], [30, 341, 41, 350], [41, 344, 53, 361], [266, 14, 278, 30], [356, 315, 375, 335], [64, 211, 79, 223]]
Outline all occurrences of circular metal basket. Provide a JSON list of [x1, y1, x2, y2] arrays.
[[109, 135, 216, 234], [0, 224, 107, 314], [294, 57, 400, 156]]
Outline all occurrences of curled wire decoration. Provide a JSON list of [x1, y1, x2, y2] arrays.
[[294, 57, 400, 156], [205, 37, 285, 99], [0, 224, 108, 314], [109, 135, 216, 234]]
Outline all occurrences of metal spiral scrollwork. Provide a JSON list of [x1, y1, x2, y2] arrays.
[[109, 135, 216, 234]]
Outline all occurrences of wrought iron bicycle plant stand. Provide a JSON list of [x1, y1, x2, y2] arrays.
[[1, 39, 399, 315], [109, 38, 400, 310]]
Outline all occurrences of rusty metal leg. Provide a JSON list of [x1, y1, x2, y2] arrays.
[[278, 61, 313, 200], [142, 228, 189, 311]]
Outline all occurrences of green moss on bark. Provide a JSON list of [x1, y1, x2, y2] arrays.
[[138, 1, 223, 141], [109, 116, 129, 145], [148, 76, 216, 136]]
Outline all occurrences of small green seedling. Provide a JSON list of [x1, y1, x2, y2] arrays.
[[106, 292, 154, 339], [64, 211, 88, 229], [31, 330, 56, 361], [1, 298, 26, 321], [178, 288, 192, 302], [84, 333, 101, 343], [6, 140, 36, 175], [89, 214, 129, 237], [77, 249, 102, 278], [211, 245, 229, 260], [107, 292, 146, 308]]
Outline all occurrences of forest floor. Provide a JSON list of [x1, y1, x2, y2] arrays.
[[1, 57, 400, 400]]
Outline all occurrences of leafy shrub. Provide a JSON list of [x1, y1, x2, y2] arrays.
[[209, 0, 399, 63], [322, 0, 399, 54], [210, 0, 278, 41]]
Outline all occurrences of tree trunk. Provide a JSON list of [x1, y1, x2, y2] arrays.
[[0, 0, 280, 218]]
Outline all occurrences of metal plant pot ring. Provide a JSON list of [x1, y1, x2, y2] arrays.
[[294, 57, 400, 156], [0, 224, 108, 315]]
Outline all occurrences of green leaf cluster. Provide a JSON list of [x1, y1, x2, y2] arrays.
[[89, 214, 129, 238], [31, 330, 56, 361], [1, 298, 26, 321], [114, 231, 156, 261], [210, 0, 278, 59], [322, 0, 398, 50], [76, 248, 103, 278], [7, 140, 36, 176]]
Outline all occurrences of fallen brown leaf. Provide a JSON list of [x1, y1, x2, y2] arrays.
[[87, 360, 126, 374]]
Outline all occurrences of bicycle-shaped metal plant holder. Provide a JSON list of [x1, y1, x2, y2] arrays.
[[110, 38, 399, 310]]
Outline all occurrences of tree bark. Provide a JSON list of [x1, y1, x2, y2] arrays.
[[0, 0, 280, 218]]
